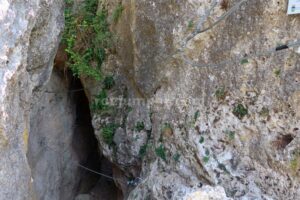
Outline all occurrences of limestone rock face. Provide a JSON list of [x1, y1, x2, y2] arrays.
[[1, 0, 300, 199], [0, 0, 63, 199], [91, 0, 300, 199], [28, 69, 79, 200], [184, 186, 232, 200]]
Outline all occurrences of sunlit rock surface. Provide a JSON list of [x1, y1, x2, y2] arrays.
[[0, 0, 63, 199]]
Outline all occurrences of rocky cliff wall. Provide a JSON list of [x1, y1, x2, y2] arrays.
[[88, 0, 300, 199], [0, 0, 63, 199], [1, 0, 300, 199]]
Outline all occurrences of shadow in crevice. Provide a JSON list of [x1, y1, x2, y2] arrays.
[[70, 77, 122, 199]]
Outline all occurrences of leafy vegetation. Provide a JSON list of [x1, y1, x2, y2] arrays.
[[274, 69, 281, 77], [91, 90, 109, 111], [194, 110, 200, 121], [225, 130, 235, 140], [233, 104, 248, 119], [259, 107, 269, 117], [290, 157, 299, 173], [240, 58, 249, 65], [199, 136, 204, 144], [63, 0, 113, 80], [155, 144, 166, 161], [126, 106, 133, 113], [290, 151, 300, 173], [91, 75, 116, 112], [188, 20, 194, 29], [203, 156, 210, 163], [173, 153, 180, 162], [135, 121, 145, 132], [139, 144, 148, 158], [112, 3, 124, 23], [101, 123, 118, 145], [215, 87, 226, 101], [103, 75, 115, 90]]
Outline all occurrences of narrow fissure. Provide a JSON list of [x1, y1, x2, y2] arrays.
[[28, 65, 122, 199], [70, 77, 121, 199]]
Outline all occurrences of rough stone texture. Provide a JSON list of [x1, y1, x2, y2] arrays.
[[0, 0, 63, 199], [184, 186, 232, 200], [88, 0, 300, 199], [28, 69, 80, 200], [1, 0, 300, 199]]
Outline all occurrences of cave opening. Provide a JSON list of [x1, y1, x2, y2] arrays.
[[70, 76, 122, 199], [27, 58, 122, 199]]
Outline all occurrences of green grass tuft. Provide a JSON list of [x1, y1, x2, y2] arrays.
[[188, 20, 194, 29], [91, 90, 109, 111], [225, 130, 235, 140], [155, 144, 166, 161], [215, 87, 226, 101], [139, 144, 148, 158], [173, 153, 180, 162], [274, 69, 281, 77], [233, 104, 248, 119], [240, 58, 249, 65], [63, 0, 112, 80], [203, 156, 210, 163], [112, 4, 124, 23], [199, 136, 204, 144], [194, 110, 200, 121], [135, 121, 145, 132], [259, 107, 269, 117], [103, 75, 115, 90], [102, 123, 118, 145]]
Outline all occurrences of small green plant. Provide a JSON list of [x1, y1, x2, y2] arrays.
[[135, 121, 145, 132], [215, 87, 226, 101], [173, 153, 180, 162], [225, 130, 235, 140], [233, 104, 248, 119], [274, 69, 281, 77], [126, 106, 133, 113], [203, 156, 210, 163], [194, 110, 200, 121], [155, 144, 166, 161], [188, 20, 194, 29], [65, 0, 73, 4], [290, 158, 299, 173], [103, 75, 115, 90], [102, 123, 118, 145], [63, 0, 112, 80], [240, 58, 249, 65], [91, 90, 109, 111], [259, 107, 269, 117], [112, 3, 124, 23], [199, 136, 204, 144], [290, 151, 300, 173], [139, 144, 148, 158]]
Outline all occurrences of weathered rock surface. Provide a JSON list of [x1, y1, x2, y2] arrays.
[[0, 0, 63, 199], [1, 0, 300, 199], [90, 0, 300, 199], [28, 69, 80, 200]]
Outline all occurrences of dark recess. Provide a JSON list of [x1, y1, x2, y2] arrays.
[[70, 76, 121, 199]]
